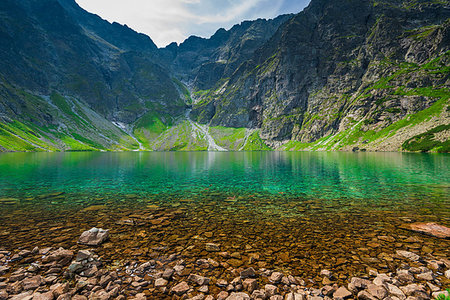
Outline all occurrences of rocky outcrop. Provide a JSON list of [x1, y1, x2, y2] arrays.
[[191, 0, 450, 152]]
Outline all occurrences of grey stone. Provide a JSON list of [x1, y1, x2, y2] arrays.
[[78, 228, 109, 246]]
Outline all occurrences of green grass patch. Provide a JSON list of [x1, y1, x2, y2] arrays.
[[242, 130, 272, 151], [402, 124, 450, 153]]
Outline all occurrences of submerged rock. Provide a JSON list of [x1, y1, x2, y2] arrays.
[[78, 228, 109, 246], [404, 222, 450, 239]]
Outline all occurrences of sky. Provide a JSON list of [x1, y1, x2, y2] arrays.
[[75, 0, 311, 48]]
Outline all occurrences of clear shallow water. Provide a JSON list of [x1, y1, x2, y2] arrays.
[[0, 152, 449, 284]]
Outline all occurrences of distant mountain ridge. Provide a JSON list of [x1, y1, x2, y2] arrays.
[[0, 0, 448, 152]]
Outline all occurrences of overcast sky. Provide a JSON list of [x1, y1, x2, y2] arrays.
[[75, 0, 310, 48]]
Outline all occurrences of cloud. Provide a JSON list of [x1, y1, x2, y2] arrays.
[[75, 0, 309, 47]]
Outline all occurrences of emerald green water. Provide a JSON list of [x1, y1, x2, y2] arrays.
[[0, 152, 448, 203], [0, 152, 449, 282]]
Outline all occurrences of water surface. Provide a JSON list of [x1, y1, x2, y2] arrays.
[[0, 152, 448, 284]]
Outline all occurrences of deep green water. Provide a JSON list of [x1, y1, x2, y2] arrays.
[[0, 152, 449, 214]]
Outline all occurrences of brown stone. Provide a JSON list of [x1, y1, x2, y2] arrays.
[[367, 284, 387, 299], [240, 267, 256, 278], [243, 279, 258, 293], [269, 272, 283, 283], [22, 275, 42, 290], [405, 222, 450, 239], [226, 292, 250, 300], [188, 274, 210, 286], [205, 243, 220, 252], [357, 291, 376, 300], [78, 228, 109, 246], [171, 281, 190, 295], [333, 286, 352, 299]]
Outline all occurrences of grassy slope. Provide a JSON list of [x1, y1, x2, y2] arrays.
[[0, 86, 139, 152]]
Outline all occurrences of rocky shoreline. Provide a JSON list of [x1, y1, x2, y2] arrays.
[[0, 228, 449, 300]]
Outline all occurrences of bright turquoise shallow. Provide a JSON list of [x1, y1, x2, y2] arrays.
[[0, 152, 448, 215]]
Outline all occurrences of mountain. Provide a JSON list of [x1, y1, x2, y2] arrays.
[[0, 0, 185, 151], [0, 0, 448, 152], [191, 0, 450, 152], [160, 14, 292, 91]]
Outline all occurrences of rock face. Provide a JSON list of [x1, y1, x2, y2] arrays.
[[190, 0, 450, 152], [0, 0, 185, 151], [0, 0, 448, 152], [406, 222, 450, 239], [78, 228, 109, 246]]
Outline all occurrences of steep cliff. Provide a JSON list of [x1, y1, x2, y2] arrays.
[[0, 0, 185, 151], [192, 0, 450, 152], [0, 0, 448, 152]]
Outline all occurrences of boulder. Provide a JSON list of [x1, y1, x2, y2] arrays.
[[333, 286, 352, 299], [171, 281, 190, 295], [396, 250, 420, 261], [78, 228, 109, 246], [404, 223, 450, 239], [226, 292, 250, 300], [240, 267, 256, 278]]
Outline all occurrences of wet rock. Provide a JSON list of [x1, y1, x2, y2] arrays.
[[155, 278, 168, 287], [205, 243, 220, 252], [367, 284, 387, 299], [426, 259, 445, 270], [373, 274, 392, 286], [285, 292, 306, 300], [320, 270, 332, 278], [243, 278, 258, 293], [171, 281, 190, 295], [43, 248, 73, 264], [400, 284, 428, 299], [405, 222, 450, 239], [397, 270, 414, 283], [72, 296, 88, 300], [217, 291, 230, 300], [226, 292, 250, 300], [240, 267, 256, 278], [348, 277, 371, 293], [396, 250, 420, 261], [188, 274, 210, 286], [426, 282, 440, 293], [0, 290, 7, 300], [333, 286, 352, 299], [199, 285, 209, 293], [415, 272, 433, 281], [22, 275, 42, 290], [217, 279, 229, 287], [265, 284, 278, 297], [51, 282, 70, 298], [269, 272, 283, 283], [385, 283, 406, 299], [377, 236, 395, 242], [78, 228, 109, 246], [32, 291, 54, 300], [356, 291, 376, 300], [251, 289, 266, 299], [322, 285, 337, 297], [10, 292, 33, 300], [90, 289, 110, 300], [162, 268, 174, 280]]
